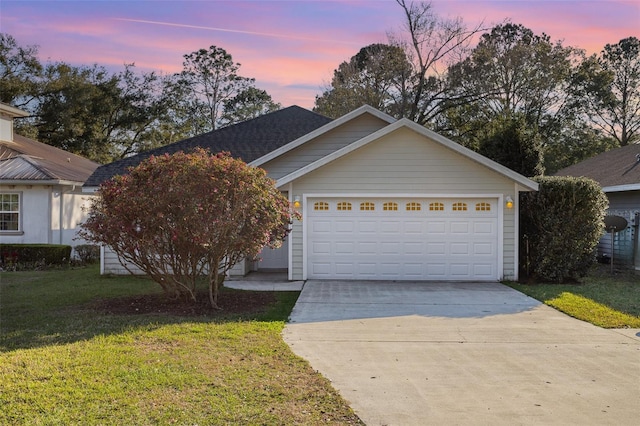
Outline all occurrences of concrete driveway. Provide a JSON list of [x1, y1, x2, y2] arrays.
[[283, 281, 640, 426]]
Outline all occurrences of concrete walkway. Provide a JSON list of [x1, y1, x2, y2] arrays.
[[283, 281, 640, 426]]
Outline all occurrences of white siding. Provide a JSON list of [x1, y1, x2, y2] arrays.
[[263, 114, 389, 180], [0, 184, 95, 253], [0, 185, 50, 243], [289, 127, 518, 280]]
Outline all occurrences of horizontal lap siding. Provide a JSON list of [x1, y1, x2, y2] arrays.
[[290, 128, 518, 280], [263, 115, 389, 180]]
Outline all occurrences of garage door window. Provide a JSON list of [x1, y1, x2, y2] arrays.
[[337, 201, 352, 211], [452, 202, 468, 211], [406, 202, 421, 211], [429, 202, 444, 211], [383, 202, 398, 211], [475, 202, 491, 211], [360, 202, 375, 211], [314, 201, 329, 211]]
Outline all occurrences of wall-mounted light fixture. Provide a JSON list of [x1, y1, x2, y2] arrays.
[[505, 195, 514, 209], [293, 196, 301, 209]]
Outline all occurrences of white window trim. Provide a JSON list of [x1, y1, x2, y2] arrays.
[[0, 191, 23, 235]]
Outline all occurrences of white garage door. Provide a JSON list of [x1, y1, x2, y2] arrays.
[[307, 197, 499, 281]]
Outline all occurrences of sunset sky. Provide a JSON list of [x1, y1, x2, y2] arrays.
[[2, 1, 638, 109]]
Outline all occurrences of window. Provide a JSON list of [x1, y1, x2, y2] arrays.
[[452, 202, 467, 211], [314, 201, 329, 211], [475, 202, 491, 211], [0, 193, 20, 231], [337, 201, 352, 211], [383, 202, 398, 211], [429, 202, 444, 211], [406, 202, 421, 211], [360, 202, 375, 211]]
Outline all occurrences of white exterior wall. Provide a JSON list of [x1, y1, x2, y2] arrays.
[[0, 185, 50, 244], [263, 114, 389, 180], [0, 184, 96, 257], [288, 127, 518, 281]]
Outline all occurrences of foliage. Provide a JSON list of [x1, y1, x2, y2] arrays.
[[476, 114, 544, 176], [219, 86, 281, 127], [314, 1, 485, 125], [314, 43, 413, 118], [74, 244, 100, 264], [0, 267, 362, 424], [175, 45, 255, 132], [2, 34, 280, 163], [0, 244, 71, 269], [0, 33, 42, 107], [573, 37, 640, 146], [520, 176, 608, 283], [79, 149, 297, 308], [445, 23, 581, 146]]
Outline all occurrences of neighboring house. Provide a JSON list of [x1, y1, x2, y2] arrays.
[[84, 105, 538, 282], [0, 103, 100, 253], [556, 144, 640, 269]]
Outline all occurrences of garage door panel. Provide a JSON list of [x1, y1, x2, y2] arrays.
[[311, 241, 332, 255], [473, 242, 494, 255], [335, 242, 355, 254], [403, 242, 424, 255], [427, 242, 446, 255], [313, 220, 332, 233], [450, 242, 469, 255], [308, 197, 499, 281], [335, 220, 355, 232], [427, 221, 446, 233], [380, 221, 401, 233]]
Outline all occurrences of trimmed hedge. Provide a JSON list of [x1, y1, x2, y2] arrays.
[[0, 244, 72, 267], [520, 176, 608, 283]]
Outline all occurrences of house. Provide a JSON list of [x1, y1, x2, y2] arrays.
[[556, 144, 640, 269], [84, 105, 538, 281], [0, 103, 99, 252]]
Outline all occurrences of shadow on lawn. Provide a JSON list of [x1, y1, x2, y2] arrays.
[[0, 284, 300, 352]]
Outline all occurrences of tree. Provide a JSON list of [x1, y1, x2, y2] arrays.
[[445, 23, 582, 145], [314, 1, 484, 125], [477, 114, 544, 177], [391, 0, 485, 126], [175, 46, 255, 131], [314, 44, 413, 118], [220, 87, 281, 127], [0, 33, 42, 108], [575, 37, 640, 146], [79, 149, 296, 308]]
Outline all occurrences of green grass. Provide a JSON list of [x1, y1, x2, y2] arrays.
[[506, 267, 640, 328], [0, 266, 363, 425]]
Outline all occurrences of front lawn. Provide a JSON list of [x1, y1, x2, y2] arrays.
[[507, 266, 640, 328], [0, 266, 363, 425]]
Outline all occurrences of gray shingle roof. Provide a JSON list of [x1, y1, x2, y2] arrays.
[[555, 144, 640, 188], [84, 106, 332, 188]]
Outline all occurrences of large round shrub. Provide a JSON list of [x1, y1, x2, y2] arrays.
[[520, 176, 608, 282]]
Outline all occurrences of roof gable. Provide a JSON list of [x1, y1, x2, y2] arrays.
[[250, 105, 396, 167], [555, 144, 640, 191], [84, 106, 332, 188], [276, 118, 538, 191]]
